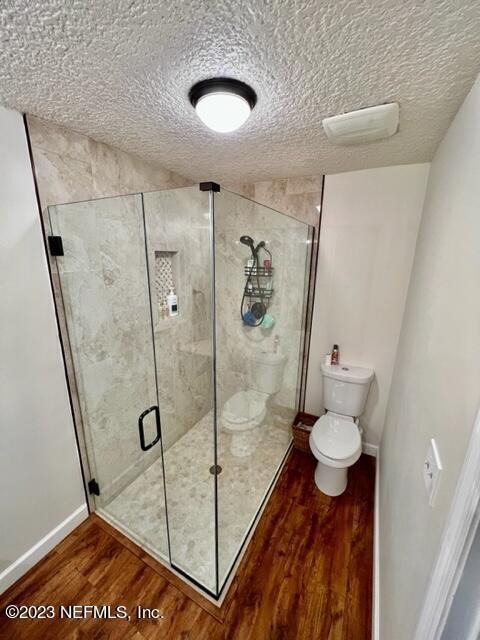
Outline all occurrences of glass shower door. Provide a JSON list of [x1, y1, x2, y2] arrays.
[[143, 186, 217, 594], [50, 186, 219, 596], [48, 194, 170, 562]]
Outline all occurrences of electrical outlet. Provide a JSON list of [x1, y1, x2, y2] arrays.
[[423, 439, 443, 507]]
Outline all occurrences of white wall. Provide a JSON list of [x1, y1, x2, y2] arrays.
[[379, 76, 480, 639], [305, 164, 429, 445], [0, 106, 87, 594]]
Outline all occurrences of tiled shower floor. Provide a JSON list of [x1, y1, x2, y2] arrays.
[[102, 406, 293, 593]]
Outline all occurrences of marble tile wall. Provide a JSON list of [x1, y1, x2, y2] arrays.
[[226, 177, 323, 410], [143, 187, 214, 450], [26, 115, 192, 503], [49, 195, 161, 505], [227, 176, 323, 229], [26, 114, 321, 507], [214, 189, 313, 421], [48, 184, 213, 506], [27, 115, 192, 210], [48, 180, 311, 508]]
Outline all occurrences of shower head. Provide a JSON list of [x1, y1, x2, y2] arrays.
[[240, 235, 255, 249], [240, 235, 257, 259], [240, 236, 266, 258]]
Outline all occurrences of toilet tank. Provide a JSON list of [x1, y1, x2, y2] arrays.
[[321, 363, 374, 417], [248, 350, 286, 395]]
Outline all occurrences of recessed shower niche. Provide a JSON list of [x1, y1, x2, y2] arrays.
[[47, 184, 313, 599], [154, 249, 179, 317]]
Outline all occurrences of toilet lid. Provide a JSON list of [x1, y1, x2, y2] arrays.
[[311, 414, 361, 461], [222, 390, 266, 424]]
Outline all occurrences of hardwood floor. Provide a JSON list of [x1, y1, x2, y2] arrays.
[[0, 449, 375, 639]]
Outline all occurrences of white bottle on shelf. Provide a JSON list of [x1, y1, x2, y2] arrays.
[[167, 288, 178, 317]]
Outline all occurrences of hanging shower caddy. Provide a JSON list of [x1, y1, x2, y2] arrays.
[[243, 264, 274, 300]]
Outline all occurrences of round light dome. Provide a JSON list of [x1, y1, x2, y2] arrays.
[[195, 92, 251, 133], [189, 78, 257, 134]]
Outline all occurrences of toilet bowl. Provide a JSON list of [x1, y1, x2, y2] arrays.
[[309, 413, 362, 496], [309, 362, 374, 496], [221, 350, 286, 456], [221, 389, 268, 432], [222, 389, 269, 457]]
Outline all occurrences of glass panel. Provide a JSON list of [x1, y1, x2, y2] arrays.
[[143, 187, 217, 594], [49, 185, 312, 599], [213, 189, 313, 591], [48, 194, 169, 561]]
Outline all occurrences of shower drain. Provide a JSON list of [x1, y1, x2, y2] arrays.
[[209, 465, 222, 475]]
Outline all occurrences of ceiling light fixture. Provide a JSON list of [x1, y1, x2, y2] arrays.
[[189, 78, 257, 133]]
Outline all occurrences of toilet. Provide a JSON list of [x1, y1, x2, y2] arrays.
[[222, 350, 286, 455], [309, 362, 374, 496], [222, 389, 268, 432]]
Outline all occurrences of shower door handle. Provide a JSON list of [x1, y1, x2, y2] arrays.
[[138, 405, 161, 451]]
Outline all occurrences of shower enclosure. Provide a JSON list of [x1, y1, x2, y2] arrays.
[[47, 183, 313, 598]]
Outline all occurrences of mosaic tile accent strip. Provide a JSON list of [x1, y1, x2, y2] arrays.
[[154, 250, 175, 305]]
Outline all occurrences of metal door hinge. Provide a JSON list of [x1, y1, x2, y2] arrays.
[[48, 236, 64, 256], [88, 478, 100, 496]]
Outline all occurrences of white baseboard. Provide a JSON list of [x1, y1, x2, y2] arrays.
[[0, 504, 88, 595], [363, 441, 379, 457], [373, 451, 380, 640]]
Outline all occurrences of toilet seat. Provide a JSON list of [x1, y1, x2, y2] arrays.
[[222, 389, 267, 432], [310, 414, 361, 465]]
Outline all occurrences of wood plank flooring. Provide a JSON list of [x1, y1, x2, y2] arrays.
[[0, 449, 375, 639]]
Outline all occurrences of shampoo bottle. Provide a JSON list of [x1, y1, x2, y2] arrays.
[[167, 288, 178, 317], [331, 344, 339, 365]]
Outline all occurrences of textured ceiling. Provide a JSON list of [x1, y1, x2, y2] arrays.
[[1, 1, 480, 183]]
